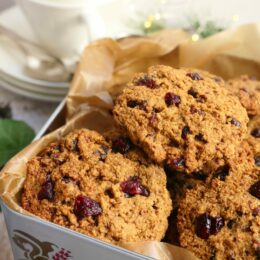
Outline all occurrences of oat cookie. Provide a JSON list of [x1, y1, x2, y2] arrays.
[[177, 143, 260, 260], [113, 65, 248, 174], [227, 75, 260, 117], [248, 116, 260, 168], [22, 129, 172, 243]]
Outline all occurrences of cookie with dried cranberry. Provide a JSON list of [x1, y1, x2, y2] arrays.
[[22, 128, 172, 243], [183, 68, 225, 88], [164, 170, 207, 245], [227, 75, 260, 117], [177, 143, 260, 260], [247, 116, 260, 168], [113, 65, 248, 174]]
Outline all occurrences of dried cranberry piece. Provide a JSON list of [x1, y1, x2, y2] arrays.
[[193, 171, 207, 181], [197, 95, 207, 103], [249, 181, 260, 199], [38, 180, 54, 201], [195, 213, 211, 239], [186, 72, 203, 81], [190, 106, 198, 114], [188, 88, 198, 98], [230, 118, 241, 128], [62, 176, 71, 183], [236, 210, 243, 216], [252, 207, 260, 216], [127, 100, 138, 108], [181, 126, 190, 139], [214, 165, 230, 181], [195, 213, 225, 239], [165, 92, 181, 107], [149, 112, 158, 127], [195, 133, 206, 142], [168, 157, 185, 172], [251, 128, 260, 138], [120, 176, 150, 197], [227, 220, 236, 229], [210, 216, 225, 235], [127, 100, 147, 111], [190, 106, 205, 116], [112, 138, 132, 154], [74, 195, 102, 219], [136, 76, 159, 89], [254, 156, 260, 167]]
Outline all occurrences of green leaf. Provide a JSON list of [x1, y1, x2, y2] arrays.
[[0, 119, 35, 168]]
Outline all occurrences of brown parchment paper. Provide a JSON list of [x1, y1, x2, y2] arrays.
[[2, 23, 260, 260]]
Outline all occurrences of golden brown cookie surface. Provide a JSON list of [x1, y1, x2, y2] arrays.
[[227, 75, 260, 117], [247, 116, 260, 169], [113, 65, 248, 174], [177, 143, 260, 260], [22, 129, 172, 243]]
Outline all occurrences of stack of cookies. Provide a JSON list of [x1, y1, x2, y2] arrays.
[[22, 65, 260, 260]]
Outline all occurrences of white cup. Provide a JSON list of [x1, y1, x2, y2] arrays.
[[16, 0, 105, 62]]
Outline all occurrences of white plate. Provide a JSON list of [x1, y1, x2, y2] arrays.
[[0, 6, 69, 89], [0, 70, 68, 95], [0, 78, 65, 102]]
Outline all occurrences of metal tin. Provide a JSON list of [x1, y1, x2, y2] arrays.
[[1, 203, 151, 260], [1, 101, 151, 260]]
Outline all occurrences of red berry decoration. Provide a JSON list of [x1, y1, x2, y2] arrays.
[[186, 72, 203, 81], [74, 195, 102, 219], [120, 176, 150, 197], [249, 181, 260, 199], [136, 76, 159, 89], [112, 137, 132, 154], [165, 92, 181, 107], [38, 180, 54, 201], [52, 248, 72, 260]]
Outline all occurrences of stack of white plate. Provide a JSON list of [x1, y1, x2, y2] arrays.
[[0, 6, 69, 102]]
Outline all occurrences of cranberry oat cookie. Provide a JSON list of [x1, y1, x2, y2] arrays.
[[227, 75, 260, 117], [177, 143, 260, 260], [113, 65, 248, 174], [247, 116, 260, 168], [22, 129, 172, 243]]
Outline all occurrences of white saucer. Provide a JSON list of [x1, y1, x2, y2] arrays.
[[0, 70, 68, 95], [0, 6, 70, 101], [0, 78, 65, 102]]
